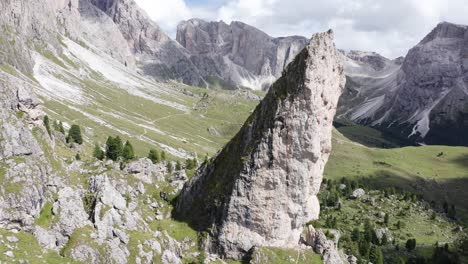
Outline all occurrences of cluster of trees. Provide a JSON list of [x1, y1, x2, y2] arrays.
[[147, 149, 166, 164], [443, 202, 457, 220], [93, 136, 134, 161], [42, 115, 68, 138], [339, 221, 385, 264]]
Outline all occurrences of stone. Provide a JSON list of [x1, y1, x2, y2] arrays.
[[6, 236, 18, 243], [350, 189, 365, 199], [161, 249, 182, 264], [177, 30, 345, 259], [302, 226, 343, 264], [113, 229, 130, 244], [4, 251, 14, 258], [125, 158, 166, 183]]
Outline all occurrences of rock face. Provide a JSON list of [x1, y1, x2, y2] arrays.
[[176, 30, 345, 258], [176, 19, 308, 90], [89, 0, 204, 85], [338, 22, 468, 146]]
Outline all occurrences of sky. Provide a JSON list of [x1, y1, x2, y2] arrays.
[[134, 0, 468, 58]]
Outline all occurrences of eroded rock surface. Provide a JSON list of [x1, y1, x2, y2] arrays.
[[176, 30, 345, 258], [176, 19, 308, 90]]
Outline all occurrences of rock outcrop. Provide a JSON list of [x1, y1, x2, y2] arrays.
[[176, 19, 308, 90], [176, 30, 345, 258], [302, 226, 344, 264]]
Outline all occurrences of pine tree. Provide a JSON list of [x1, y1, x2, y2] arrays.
[[369, 245, 384, 264], [384, 213, 390, 225], [93, 143, 105, 160], [43, 115, 51, 136], [68, 124, 83, 144], [161, 151, 166, 161], [59, 121, 65, 134], [53, 120, 60, 131], [364, 219, 374, 243], [106, 136, 123, 161], [148, 149, 160, 164], [122, 140, 135, 160], [406, 238, 416, 252], [75, 153, 81, 161], [381, 233, 389, 246], [175, 160, 182, 171], [447, 205, 456, 219], [352, 227, 361, 242]]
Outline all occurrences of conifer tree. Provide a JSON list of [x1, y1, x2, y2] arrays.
[[106, 136, 123, 161], [122, 140, 135, 160], [369, 245, 384, 264], [176, 160, 182, 171], [148, 149, 160, 164], [59, 121, 65, 134], [68, 124, 83, 144], [93, 143, 105, 160], [161, 151, 166, 161], [43, 115, 51, 136]]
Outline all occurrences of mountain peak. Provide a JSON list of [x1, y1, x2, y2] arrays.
[[176, 30, 345, 259]]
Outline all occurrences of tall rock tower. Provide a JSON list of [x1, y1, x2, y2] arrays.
[[176, 30, 345, 259]]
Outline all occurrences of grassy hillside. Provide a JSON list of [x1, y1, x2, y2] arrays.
[[326, 123, 468, 224]]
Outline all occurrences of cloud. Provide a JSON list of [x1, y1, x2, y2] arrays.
[[135, 0, 468, 58], [134, 0, 193, 36]]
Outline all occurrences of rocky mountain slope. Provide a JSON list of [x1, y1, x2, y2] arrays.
[[176, 30, 345, 259], [176, 19, 308, 90], [338, 22, 468, 146]]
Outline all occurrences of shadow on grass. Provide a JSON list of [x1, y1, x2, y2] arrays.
[[333, 121, 415, 149], [360, 169, 468, 225], [452, 154, 468, 168]]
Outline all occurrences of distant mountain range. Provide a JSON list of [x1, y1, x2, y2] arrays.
[[175, 19, 467, 146]]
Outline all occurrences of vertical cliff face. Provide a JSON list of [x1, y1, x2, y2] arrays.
[[176, 30, 345, 259], [176, 19, 308, 90]]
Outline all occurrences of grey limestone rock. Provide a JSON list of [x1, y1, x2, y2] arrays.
[[176, 30, 345, 259], [176, 19, 308, 90]]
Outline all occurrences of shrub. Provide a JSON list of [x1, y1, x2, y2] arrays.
[[93, 143, 105, 160], [175, 160, 182, 171], [148, 149, 160, 164], [166, 162, 173, 174], [186, 158, 197, 170]]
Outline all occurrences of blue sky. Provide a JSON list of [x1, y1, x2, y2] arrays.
[[134, 0, 468, 58]]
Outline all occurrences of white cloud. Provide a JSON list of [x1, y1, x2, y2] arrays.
[[135, 0, 468, 58], [134, 0, 192, 37]]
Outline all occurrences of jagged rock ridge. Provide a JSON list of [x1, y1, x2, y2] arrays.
[[176, 19, 308, 90], [176, 30, 345, 259], [339, 22, 468, 146]]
